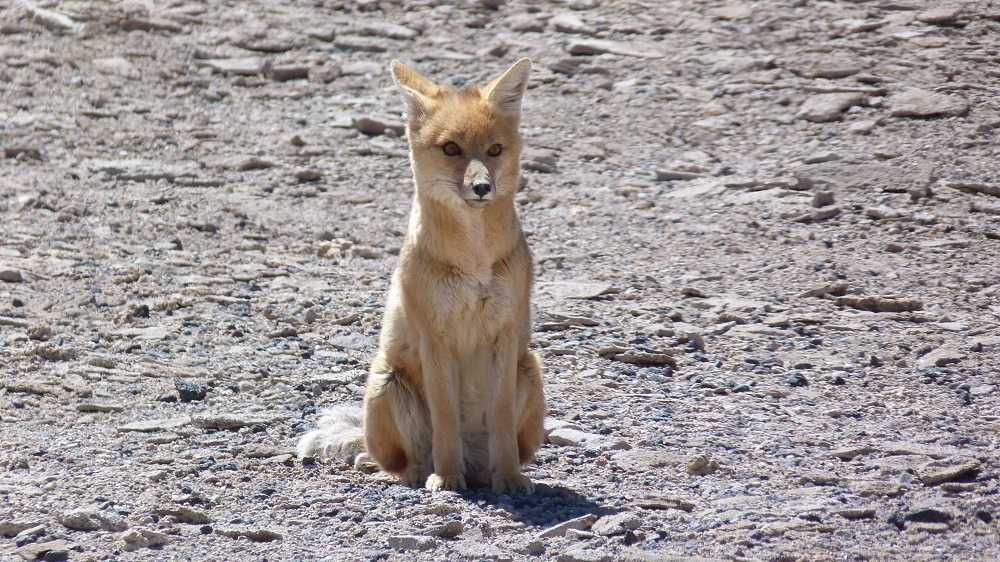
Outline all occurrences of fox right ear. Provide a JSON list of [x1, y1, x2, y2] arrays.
[[391, 60, 435, 118]]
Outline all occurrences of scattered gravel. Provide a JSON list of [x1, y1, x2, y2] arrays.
[[2, 0, 1000, 560]]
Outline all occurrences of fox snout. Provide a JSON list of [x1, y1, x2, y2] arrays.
[[464, 159, 494, 207]]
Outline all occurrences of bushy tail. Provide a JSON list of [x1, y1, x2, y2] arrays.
[[297, 403, 365, 464]]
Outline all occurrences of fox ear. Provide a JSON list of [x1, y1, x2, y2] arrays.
[[483, 58, 531, 119], [391, 60, 435, 118]]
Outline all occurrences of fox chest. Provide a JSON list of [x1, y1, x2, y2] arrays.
[[430, 268, 517, 341]]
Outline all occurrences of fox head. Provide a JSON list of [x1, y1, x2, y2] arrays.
[[390, 58, 531, 209]]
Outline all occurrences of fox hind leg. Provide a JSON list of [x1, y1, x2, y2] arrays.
[[516, 351, 546, 466], [363, 367, 433, 487]]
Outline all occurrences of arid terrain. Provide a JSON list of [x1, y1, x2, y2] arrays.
[[2, 0, 999, 560]]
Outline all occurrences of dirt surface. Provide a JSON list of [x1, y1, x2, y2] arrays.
[[2, 0, 1000, 560]]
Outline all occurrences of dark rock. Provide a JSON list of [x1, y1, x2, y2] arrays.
[[786, 372, 809, 387], [174, 379, 208, 402]]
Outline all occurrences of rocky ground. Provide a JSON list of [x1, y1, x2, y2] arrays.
[[2, 0, 1000, 560]]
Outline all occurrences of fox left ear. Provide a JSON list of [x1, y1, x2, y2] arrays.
[[483, 58, 531, 119]]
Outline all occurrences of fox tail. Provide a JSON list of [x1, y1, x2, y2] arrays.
[[297, 403, 366, 464]]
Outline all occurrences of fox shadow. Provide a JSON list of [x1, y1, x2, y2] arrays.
[[455, 481, 607, 528]]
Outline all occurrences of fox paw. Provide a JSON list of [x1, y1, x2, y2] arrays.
[[426, 473, 466, 492], [399, 466, 431, 488], [492, 473, 534, 495]]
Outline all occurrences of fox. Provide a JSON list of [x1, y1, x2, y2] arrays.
[[298, 58, 547, 494]]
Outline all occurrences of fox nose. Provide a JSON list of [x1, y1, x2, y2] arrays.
[[472, 182, 491, 198]]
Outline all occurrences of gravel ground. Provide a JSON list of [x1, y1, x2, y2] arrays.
[[2, 0, 999, 560]]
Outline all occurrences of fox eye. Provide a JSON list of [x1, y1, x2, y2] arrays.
[[442, 142, 462, 157], [487, 144, 502, 157]]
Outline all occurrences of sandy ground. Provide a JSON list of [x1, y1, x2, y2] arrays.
[[2, 0, 1000, 560]]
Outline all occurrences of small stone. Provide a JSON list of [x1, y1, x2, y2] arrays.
[[591, 512, 642, 536], [4, 146, 44, 160], [889, 89, 968, 118], [537, 514, 597, 538], [551, 13, 596, 35], [13, 524, 46, 547], [548, 427, 630, 451], [836, 506, 877, 520], [191, 413, 270, 429], [387, 535, 438, 551], [117, 417, 191, 433], [686, 453, 719, 475], [916, 8, 961, 25], [76, 402, 126, 413], [175, 379, 208, 402], [798, 93, 865, 123], [17, 540, 69, 562], [918, 457, 981, 486], [655, 170, 704, 181], [886, 242, 905, 253], [42, 549, 69, 562], [354, 115, 405, 136], [120, 528, 171, 551], [850, 480, 904, 497], [268, 64, 310, 82], [58, 508, 128, 532], [835, 295, 923, 313], [155, 506, 211, 524], [812, 190, 835, 208], [0, 269, 23, 283], [308, 64, 340, 84], [849, 120, 877, 134], [197, 57, 265, 76], [558, 547, 614, 562], [831, 445, 874, 460], [915, 346, 965, 369], [785, 372, 809, 387], [237, 157, 277, 171], [711, 4, 752, 19], [427, 520, 463, 538]]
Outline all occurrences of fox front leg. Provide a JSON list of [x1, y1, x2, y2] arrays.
[[420, 339, 467, 492], [487, 334, 534, 494]]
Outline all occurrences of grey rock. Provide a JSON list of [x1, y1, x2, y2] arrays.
[[916, 8, 962, 25], [58, 508, 128, 532], [812, 190, 836, 208], [831, 445, 874, 460], [918, 457, 981, 485], [196, 57, 265, 75], [592, 512, 642, 536], [191, 413, 272, 429], [548, 427, 630, 451], [14, 524, 46, 547], [387, 535, 438, 551], [155, 506, 212, 524], [798, 93, 865, 122], [426, 520, 463, 538], [916, 346, 965, 368], [889, 89, 968, 118], [0, 269, 23, 282], [551, 13, 597, 35], [120, 528, 171, 551], [117, 416, 191, 433], [686, 453, 720, 475], [655, 170, 704, 181], [537, 514, 597, 538], [559, 548, 614, 562], [354, 115, 405, 136], [1, 520, 45, 538], [17, 540, 70, 562]]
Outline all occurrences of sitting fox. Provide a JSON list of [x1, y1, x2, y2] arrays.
[[298, 58, 546, 494]]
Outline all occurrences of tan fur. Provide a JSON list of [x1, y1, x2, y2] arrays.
[[299, 58, 546, 494]]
